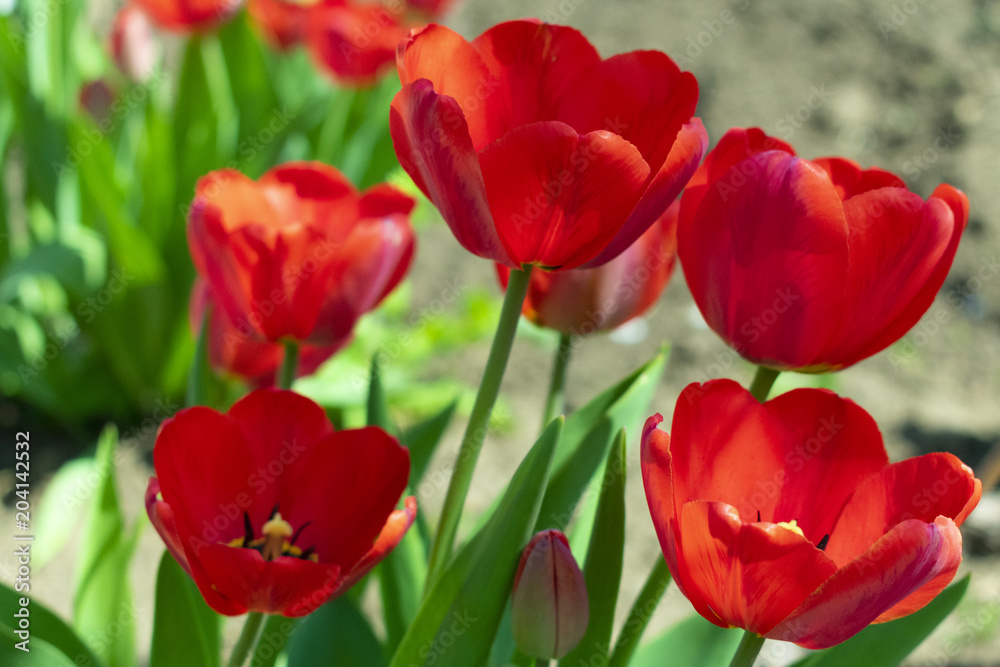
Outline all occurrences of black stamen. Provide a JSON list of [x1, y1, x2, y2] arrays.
[[243, 512, 254, 547], [300, 545, 316, 560], [269, 503, 280, 520], [817, 534, 830, 551], [756, 510, 761, 522], [290, 521, 313, 546]]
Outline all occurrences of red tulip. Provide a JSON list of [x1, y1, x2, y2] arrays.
[[145, 389, 416, 616], [305, 0, 410, 86], [497, 200, 678, 336], [109, 6, 160, 81], [189, 280, 344, 386], [511, 530, 589, 659], [642, 379, 981, 649], [390, 20, 707, 270], [187, 161, 415, 345], [677, 127, 968, 372], [248, 0, 310, 50], [131, 0, 240, 32]]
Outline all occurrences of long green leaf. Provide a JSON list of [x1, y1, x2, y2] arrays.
[[390, 418, 563, 667], [149, 552, 220, 667], [0, 582, 102, 666], [286, 596, 385, 667], [401, 399, 457, 492], [367, 355, 392, 432], [559, 429, 627, 666], [0, 623, 76, 666], [631, 613, 742, 667], [789, 575, 971, 667], [29, 458, 94, 570]]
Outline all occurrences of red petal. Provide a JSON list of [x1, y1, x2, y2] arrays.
[[641, 414, 681, 581], [677, 151, 850, 369], [133, 0, 236, 31], [810, 157, 906, 199], [389, 80, 514, 266], [479, 121, 650, 269], [770, 517, 963, 649], [305, 2, 405, 86], [145, 477, 191, 575], [198, 543, 343, 616], [329, 495, 417, 597], [248, 0, 308, 50], [674, 500, 837, 634], [826, 453, 981, 567]]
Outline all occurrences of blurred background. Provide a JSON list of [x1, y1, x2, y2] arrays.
[[1, 0, 998, 664]]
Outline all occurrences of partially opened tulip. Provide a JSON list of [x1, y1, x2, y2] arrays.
[[145, 389, 416, 616], [677, 127, 968, 372], [391, 19, 707, 271], [511, 530, 589, 659], [642, 379, 981, 650], [132, 0, 240, 32], [187, 162, 415, 349]]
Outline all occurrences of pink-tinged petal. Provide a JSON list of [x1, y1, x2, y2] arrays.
[[329, 496, 417, 597], [822, 187, 963, 367], [145, 477, 191, 575], [769, 517, 962, 649], [667, 380, 787, 521], [811, 157, 906, 199], [583, 118, 706, 268], [765, 388, 889, 544], [469, 21, 601, 142], [674, 500, 837, 634], [278, 427, 410, 571], [396, 24, 504, 150], [389, 80, 514, 266], [198, 544, 343, 616], [677, 151, 850, 369], [641, 414, 681, 581], [826, 453, 980, 567], [479, 121, 650, 269]]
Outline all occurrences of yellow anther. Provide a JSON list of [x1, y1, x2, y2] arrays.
[[775, 519, 805, 538]]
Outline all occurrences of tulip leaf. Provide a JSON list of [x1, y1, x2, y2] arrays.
[[286, 595, 385, 667], [389, 417, 563, 667], [367, 355, 392, 432], [186, 306, 212, 408], [72, 425, 141, 667], [0, 582, 102, 667], [251, 615, 300, 667], [559, 429, 627, 666], [0, 623, 77, 666], [379, 527, 426, 657], [401, 399, 457, 491], [631, 613, 742, 667], [149, 552, 220, 667], [789, 574, 970, 667], [29, 457, 94, 570]]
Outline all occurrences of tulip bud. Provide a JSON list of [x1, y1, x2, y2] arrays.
[[511, 529, 589, 659]]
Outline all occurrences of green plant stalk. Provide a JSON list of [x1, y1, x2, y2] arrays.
[[226, 612, 265, 667], [608, 557, 673, 667], [423, 265, 534, 593], [541, 333, 573, 430], [727, 630, 765, 667], [278, 340, 300, 390], [749, 365, 780, 403]]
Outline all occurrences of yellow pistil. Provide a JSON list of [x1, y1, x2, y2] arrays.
[[261, 512, 294, 561], [775, 519, 805, 538]]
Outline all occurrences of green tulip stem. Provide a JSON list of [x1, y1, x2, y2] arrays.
[[541, 333, 574, 430], [278, 339, 300, 390], [226, 612, 265, 667], [424, 264, 534, 593], [749, 365, 780, 403], [608, 556, 673, 667], [728, 630, 766, 667]]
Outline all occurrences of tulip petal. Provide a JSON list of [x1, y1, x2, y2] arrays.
[[145, 478, 191, 576], [330, 496, 417, 597], [811, 157, 906, 199], [826, 453, 981, 567], [769, 517, 963, 649], [389, 80, 515, 266], [198, 544, 343, 616], [133, 0, 236, 32], [479, 121, 650, 269], [305, 2, 405, 86], [641, 414, 681, 579], [674, 500, 837, 635], [677, 151, 850, 369]]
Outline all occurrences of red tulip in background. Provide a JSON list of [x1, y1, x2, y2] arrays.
[[187, 161, 415, 345], [496, 200, 678, 336], [131, 0, 240, 32], [109, 6, 160, 82], [189, 280, 343, 386], [642, 380, 981, 649], [677, 127, 969, 372], [145, 389, 416, 616], [390, 20, 707, 270], [511, 530, 589, 659], [248, 0, 309, 50]]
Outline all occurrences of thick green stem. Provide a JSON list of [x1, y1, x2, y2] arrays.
[[748, 365, 780, 403], [541, 333, 573, 430], [226, 612, 265, 667], [278, 340, 300, 390], [728, 630, 766, 667], [608, 557, 673, 667], [423, 265, 533, 593]]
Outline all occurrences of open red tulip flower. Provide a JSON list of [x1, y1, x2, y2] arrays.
[[677, 127, 969, 372], [391, 20, 707, 271], [248, 0, 311, 50], [496, 199, 678, 336], [189, 280, 342, 386], [187, 161, 415, 346], [305, 0, 411, 86], [642, 379, 981, 649], [145, 389, 416, 616], [131, 0, 240, 32]]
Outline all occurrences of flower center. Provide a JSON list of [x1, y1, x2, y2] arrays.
[[775, 519, 805, 538], [227, 505, 318, 562]]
